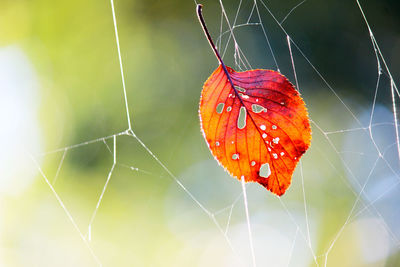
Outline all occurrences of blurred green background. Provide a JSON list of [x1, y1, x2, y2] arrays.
[[1, 0, 400, 266]]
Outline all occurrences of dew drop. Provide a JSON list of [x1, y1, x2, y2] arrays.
[[237, 106, 247, 129], [232, 153, 239, 160], [216, 103, 224, 114], [242, 95, 250, 99], [251, 161, 256, 166], [272, 137, 280, 144], [280, 152, 285, 156], [231, 141, 235, 144], [260, 125, 266, 131], [268, 147, 271, 152], [216, 141, 220, 146], [262, 133, 267, 139], [227, 106, 232, 112], [259, 163, 271, 178], [272, 125, 277, 130], [272, 153, 278, 159]]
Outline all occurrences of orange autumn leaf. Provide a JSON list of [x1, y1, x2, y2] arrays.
[[196, 4, 311, 196], [199, 65, 311, 196]]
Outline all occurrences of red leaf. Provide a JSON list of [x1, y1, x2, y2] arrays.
[[199, 65, 311, 196], [196, 4, 311, 196]]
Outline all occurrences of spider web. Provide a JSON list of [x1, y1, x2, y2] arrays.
[[13, 0, 400, 266]]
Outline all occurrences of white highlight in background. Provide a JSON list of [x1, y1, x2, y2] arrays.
[[0, 46, 41, 196]]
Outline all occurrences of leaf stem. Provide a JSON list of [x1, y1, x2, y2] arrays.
[[196, 4, 224, 66], [197, 4, 239, 98], [197, 4, 250, 116]]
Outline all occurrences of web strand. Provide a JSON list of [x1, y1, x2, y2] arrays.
[[52, 148, 67, 185], [280, 0, 306, 25], [86, 135, 117, 239], [252, 0, 279, 71], [286, 227, 299, 267], [241, 177, 257, 267], [110, 0, 132, 131], [28, 153, 102, 266], [287, 35, 315, 258]]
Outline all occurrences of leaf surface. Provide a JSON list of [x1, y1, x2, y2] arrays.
[[199, 65, 311, 196]]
